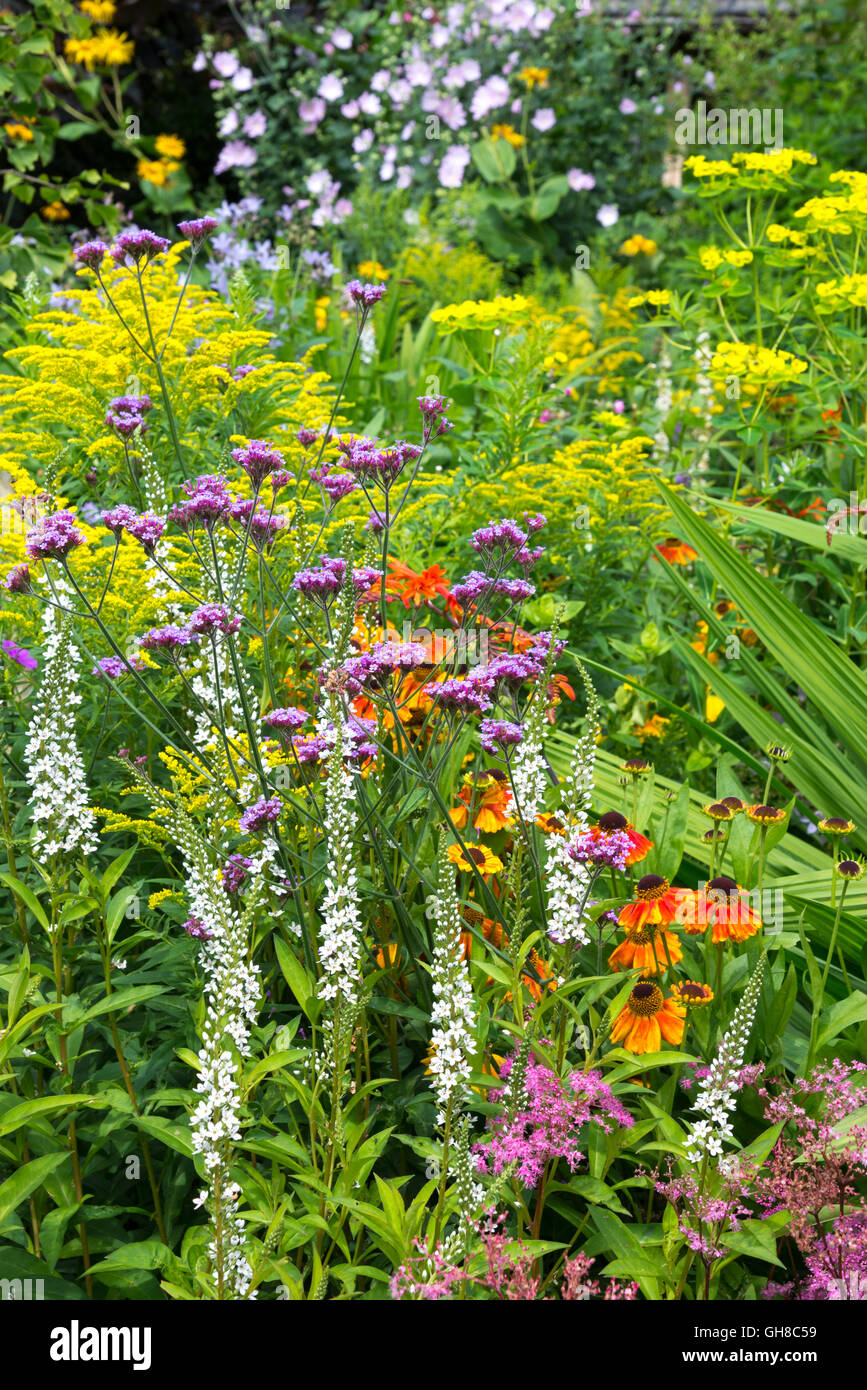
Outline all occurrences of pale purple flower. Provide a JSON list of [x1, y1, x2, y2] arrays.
[[568, 168, 596, 192], [232, 66, 254, 92], [405, 58, 432, 87], [242, 110, 267, 139], [318, 73, 344, 102], [218, 109, 239, 137], [299, 97, 326, 127], [470, 75, 509, 120], [358, 92, 382, 116], [331, 26, 353, 49], [214, 141, 258, 175], [438, 145, 471, 189], [596, 204, 620, 228], [212, 51, 240, 79], [531, 107, 556, 132], [619, 98, 637, 115]]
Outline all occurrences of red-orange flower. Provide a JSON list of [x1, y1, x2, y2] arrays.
[[656, 537, 698, 565], [691, 875, 762, 943], [619, 874, 680, 929], [450, 771, 513, 833], [608, 924, 683, 975], [610, 980, 685, 1054], [383, 558, 455, 611]]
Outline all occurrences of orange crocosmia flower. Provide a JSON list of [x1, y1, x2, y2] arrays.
[[590, 811, 653, 865], [656, 537, 698, 565], [608, 925, 683, 975], [451, 772, 514, 833], [694, 875, 762, 943], [610, 981, 685, 1055], [384, 558, 454, 609], [618, 874, 681, 929]]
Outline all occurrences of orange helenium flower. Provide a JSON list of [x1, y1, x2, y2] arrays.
[[656, 537, 698, 565], [610, 981, 685, 1054], [608, 924, 683, 975], [618, 874, 680, 928], [450, 772, 514, 833], [690, 876, 762, 943]]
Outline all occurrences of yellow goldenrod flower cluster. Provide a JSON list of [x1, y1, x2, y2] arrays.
[[64, 28, 134, 68], [0, 243, 333, 486]]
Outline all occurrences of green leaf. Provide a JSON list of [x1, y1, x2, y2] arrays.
[[0, 1153, 68, 1226], [0, 873, 49, 931], [470, 136, 517, 183], [720, 1218, 783, 1267], [816, 991, 867, 1050], [69, 984, 164, 1027], [0, 1095, 106, 1138], [275, 937, 320, 1021]]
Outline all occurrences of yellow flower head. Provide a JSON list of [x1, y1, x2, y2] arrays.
[[64, 29, 134, 69], [155, 133, 186, 160], [4, 123, 34, 143], [490, 123, 525, 149], [620, 234, 657, 257], [627, 289, 670, 310], [357, 260, 390, 282], [41, 202, 70, 221], [431, 294, 533, 332], [137, 158, 180, 186], [710, 340, 807, 386], [518, 66, 550, 90], [80, 0, 116, 20]]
